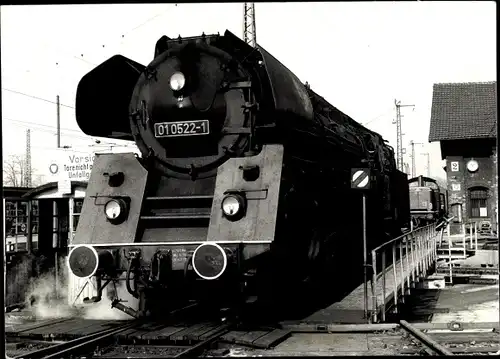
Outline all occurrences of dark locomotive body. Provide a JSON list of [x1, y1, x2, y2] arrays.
[[68, 30, 410, 318], [409, 175, 448, 228]]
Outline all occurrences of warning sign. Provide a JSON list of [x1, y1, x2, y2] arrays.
[[46, 149, 95, 182], [351, 168, 371, 190]]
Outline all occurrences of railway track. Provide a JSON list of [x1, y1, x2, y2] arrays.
[[398, 324, 500, 355], [6, 300, 288, 359], [7, 310, 500, 358], [9, 320, 141, 359], [6, 308, 291, 359], [278, 321, 500, 356], [6, 302, 206, 359]]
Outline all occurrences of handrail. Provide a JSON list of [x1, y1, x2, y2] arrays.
[[372, 224, 434, 253], [369, 223, 438, 323]]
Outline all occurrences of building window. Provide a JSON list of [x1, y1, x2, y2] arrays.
[[5, 200, 31, 252], [469, 187, 489, 218], [73, 199, 84, 232], [30, 200, 39, 250], [32, 200, 39, 235]]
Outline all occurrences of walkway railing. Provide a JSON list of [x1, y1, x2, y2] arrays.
[[370, 224, 437, 323], [465, 222, 479, 250], [436, 220, 478, 258]]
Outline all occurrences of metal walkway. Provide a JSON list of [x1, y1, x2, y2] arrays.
[[309, 224, 439, 324], [367, 224, 438, 322]]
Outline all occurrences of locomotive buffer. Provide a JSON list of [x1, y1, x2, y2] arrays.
[[351, 168, 372, 320]]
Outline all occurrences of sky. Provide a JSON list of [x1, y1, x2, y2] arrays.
[[1, 2, 496, 184]]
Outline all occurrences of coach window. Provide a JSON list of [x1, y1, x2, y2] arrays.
[[469, 187, 489, 218]]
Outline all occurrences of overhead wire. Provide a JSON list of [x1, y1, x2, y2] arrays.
[[31, 145, 92, 154], [6, 123, 92, 141], [6, 118, 136, 148], [2, 8, 165, 170], [51, 6, 173, 69], [120, 7, 172, 39], [3, 6, 171, 161], [2, 88, 75, 109], [6, 118, 87, 134], [6, 118, 135, 145], [362, 107, 395, 127], [2, 6, 174, 100], [3, 7, 174, 136], [4, 118, 110, 143], [3, 6, 176, 90]]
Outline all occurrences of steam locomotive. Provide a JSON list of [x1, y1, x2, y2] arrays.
[[67, 30, 410, 318], [408, 175, 448, 228]]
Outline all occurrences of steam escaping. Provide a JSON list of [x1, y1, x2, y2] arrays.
[[81, 279, 139, 321], [27, 255, 139, 321], [27, 255, 79, 319]]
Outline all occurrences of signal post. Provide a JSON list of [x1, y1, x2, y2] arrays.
[[350, 168, 372, 321]]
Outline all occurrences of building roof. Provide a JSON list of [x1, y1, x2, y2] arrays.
[[22, 181, 88, 199], [428, 81, 497, 142], [3, 186, 34, 199]]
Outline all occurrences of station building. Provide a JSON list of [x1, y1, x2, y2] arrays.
[[3, 181, 88, 307], [428, 81, 497, 235]]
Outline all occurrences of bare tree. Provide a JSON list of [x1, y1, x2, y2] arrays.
[[3, 154, 26, 187], [3, 154, 46, 188]]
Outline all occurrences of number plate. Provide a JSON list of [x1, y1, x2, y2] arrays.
[[154, 120, 210, 138]]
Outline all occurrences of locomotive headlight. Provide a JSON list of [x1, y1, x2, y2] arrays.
[[170, 72, 186, 91], [105, 200, 121, 219], [104, 198, 128, 224], [221, 193, 246, 221]]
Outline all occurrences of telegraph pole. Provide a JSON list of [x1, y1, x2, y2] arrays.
[[56, 95, 61, 148], [393, 99, 415, 172], [25, 129, 32, 187], [421, 152, 430, 177], [409, 140, 424, 178]]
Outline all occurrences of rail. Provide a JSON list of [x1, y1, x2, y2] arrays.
[[13, 321, 141, 359], [399, 320, 454, 356], [370, 224, 437, 323], [11, 303, 201, 359]]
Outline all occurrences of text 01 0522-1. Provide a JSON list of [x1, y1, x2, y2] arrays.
[[154, 120, 210, 138]]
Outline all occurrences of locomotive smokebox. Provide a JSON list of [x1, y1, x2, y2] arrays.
[[192, 243, 228, 280], [67, 245, 114, 278]]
